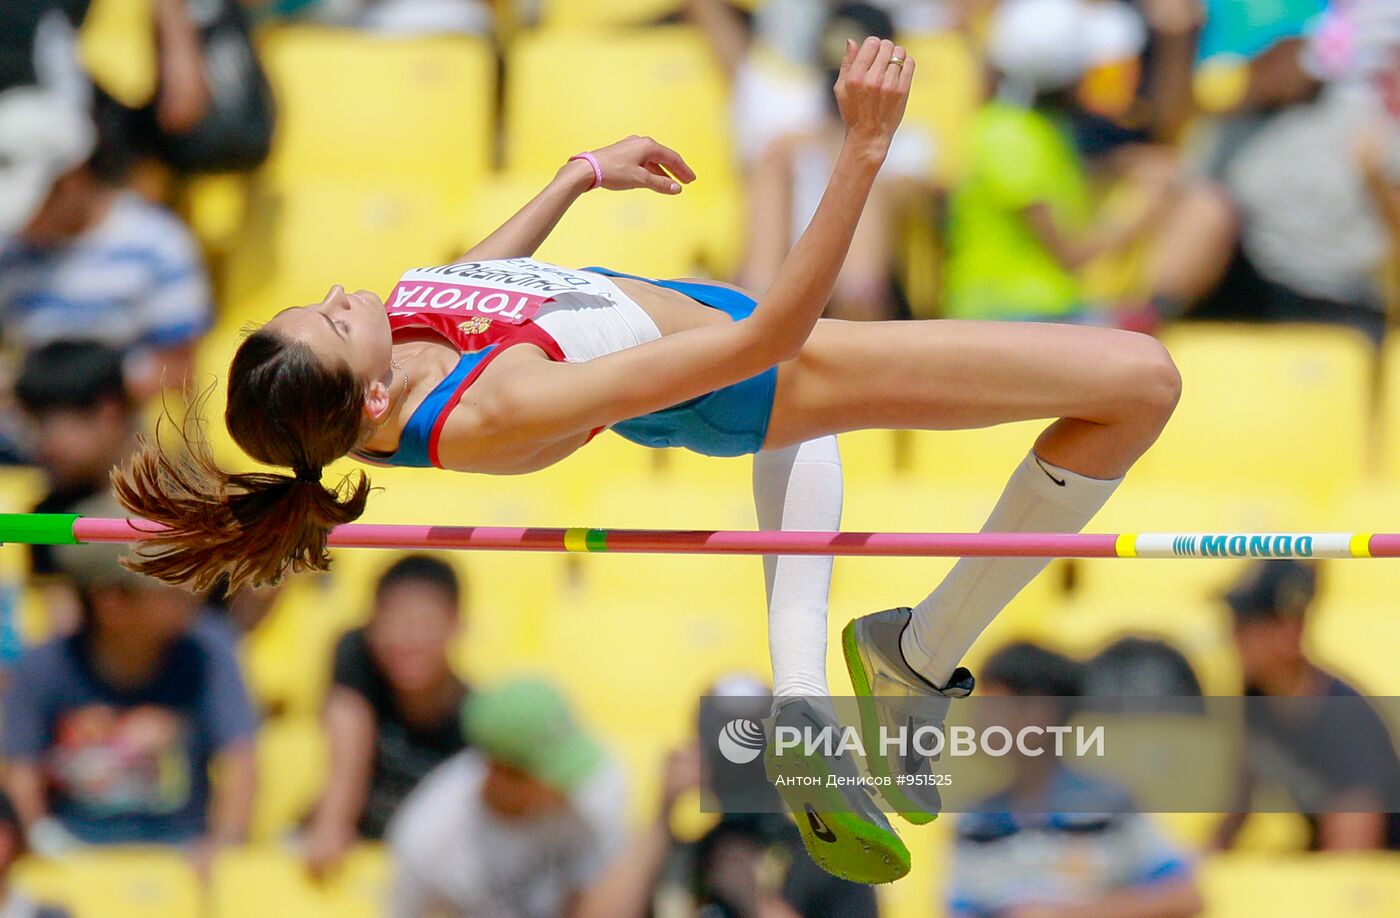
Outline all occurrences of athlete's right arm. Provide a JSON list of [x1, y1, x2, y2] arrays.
[[442, 39, 915, 461]]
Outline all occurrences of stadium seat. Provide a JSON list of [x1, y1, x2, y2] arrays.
[[839, 429, 901, 485], [903, 420, 1050, 492], [1200, 853, 1400, 916], [252, 718, 328, 842], [77, 0, 157, 109], [503, 27, 742, 270], [1132, 324, 1375, 506], [210, 845, 390, 918], [256, 27, 495, 205], [221, 182, 464, 329], [1307, 600, 1400, 697], [461, 176, 712, 280], [13, 849, 201, 918], [241, 575, 353, 718], [1379, 335, 1400, 482], [576, 478, 758, 531], [900, 31, 983, 185], [505, 28, 732, 180], [539, 0, 761, 30]]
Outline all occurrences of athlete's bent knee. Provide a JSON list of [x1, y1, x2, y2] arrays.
[[1124, 334, 1182, 424]]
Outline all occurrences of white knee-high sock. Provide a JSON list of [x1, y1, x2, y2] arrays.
[[902, 450, 1123, 687], [753, 436, 843, 699]]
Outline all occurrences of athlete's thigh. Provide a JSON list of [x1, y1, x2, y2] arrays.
[[764, 317, 1159, 448]]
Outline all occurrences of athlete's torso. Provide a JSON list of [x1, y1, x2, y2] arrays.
[[357, 258, 735, 473], [383, 258, 729, 354]]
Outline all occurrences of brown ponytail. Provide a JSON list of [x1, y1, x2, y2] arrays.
[[112, 329, 372, 591]]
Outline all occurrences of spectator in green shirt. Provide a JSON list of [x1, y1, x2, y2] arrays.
[[945, 0, 1179, 322]]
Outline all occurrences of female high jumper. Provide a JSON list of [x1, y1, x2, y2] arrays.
[[113, 38, 1180, 884]]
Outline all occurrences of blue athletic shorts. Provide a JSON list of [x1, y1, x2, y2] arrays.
[[582, 267, 777, 457]]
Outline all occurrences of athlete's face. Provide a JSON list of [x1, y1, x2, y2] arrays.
[[265, 285, 395, 422], [268, 286, 392, 378]]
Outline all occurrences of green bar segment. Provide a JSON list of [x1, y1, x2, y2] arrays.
[[0, 513, 80, 545], [585, 529, 609, 553]]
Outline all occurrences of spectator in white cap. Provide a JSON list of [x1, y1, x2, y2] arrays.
[[944, 0, 1210, 328], [0, 82, 212, 400]]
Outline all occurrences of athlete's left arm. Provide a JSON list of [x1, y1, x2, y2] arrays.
[[457, 136, 697, 262]]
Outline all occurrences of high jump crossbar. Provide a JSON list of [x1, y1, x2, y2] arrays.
[[0, 514, 1396, 559]]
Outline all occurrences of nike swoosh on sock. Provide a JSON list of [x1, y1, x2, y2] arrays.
[[1034, 456, 1066, 486]]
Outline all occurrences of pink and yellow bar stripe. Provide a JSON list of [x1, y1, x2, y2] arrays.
[[0, 516, 1385, 559]]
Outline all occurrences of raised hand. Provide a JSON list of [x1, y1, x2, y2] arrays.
[[581, 135, 698, 195], [834, 36, 915, 160]]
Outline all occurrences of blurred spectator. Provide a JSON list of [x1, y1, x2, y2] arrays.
[[0, 791, 71, 918], [684, 0, 831, 169], [1180, 2, 1400, 333], [387, 677, 627, 918], [947, 642, 1203, 918], [0, 494, 257, 871], [736, 3, 935, 321], [0, 86, 213, 398], [944, 0, 1182, 323], [91, 0, 275, 180], [1080, 635, 1203, 697], [305, 554, 470, 878], [14, 342, 136, 632], [586, 674, 878, 918], [1213, 560, 1400, 851], [0, 2, 86, 97]]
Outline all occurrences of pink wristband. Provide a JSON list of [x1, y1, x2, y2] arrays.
[[568, 152, 603, 190]]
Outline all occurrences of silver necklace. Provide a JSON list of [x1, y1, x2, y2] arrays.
[[369, 358, 410, 434]]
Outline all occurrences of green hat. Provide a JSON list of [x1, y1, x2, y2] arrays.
[[461, 677, 604, 794]]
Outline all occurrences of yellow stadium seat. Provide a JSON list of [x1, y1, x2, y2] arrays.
[[181, 174, 250, 255], [257, 27, 494, 205], [903, 420, 1050, 492], [504, 27, 737, 186], [1200, 853, 1400, 917], [540, 0, 684, 29], [211, 845, 390, 918], [539, 0, 761, 29], [252, 719, 328, 842], [1132, 324, 1375, 506], [1307, 600, 1400, 696], [576, 478, 757, 531], [221, 182, 464, 329], [1379, 335, 1400, 481], [241, 575, 353, 718], [13, 850, 200, 918], [78, 0, 157, 108], [900, 31, 983, 185], [839, 429, 901, 485], [536, 588, 770, 746], [503, 28, 742, 275]]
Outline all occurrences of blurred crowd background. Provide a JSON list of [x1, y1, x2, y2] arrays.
[[0, 0, 1398, 915]]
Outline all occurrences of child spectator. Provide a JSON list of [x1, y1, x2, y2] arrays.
[[0, 494, 257, 872], [304, 554, 470, 877], [0, 87, 213, 398], [946, 641, 1203, 918]]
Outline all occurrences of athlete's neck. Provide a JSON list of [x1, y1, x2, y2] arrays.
[[358, 339, 458, 454]]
